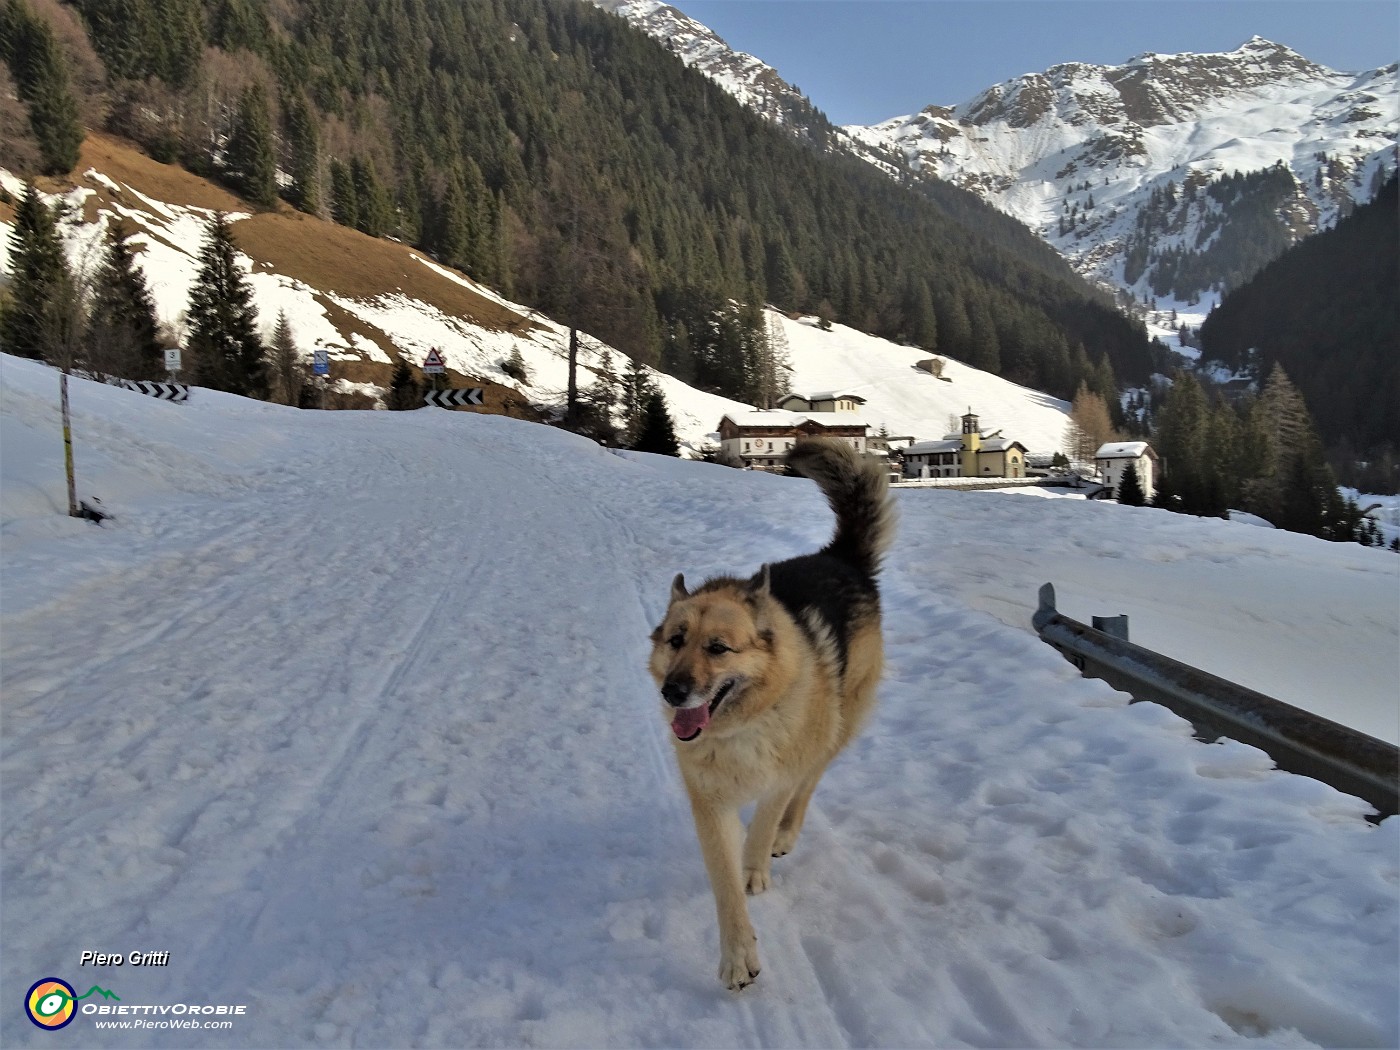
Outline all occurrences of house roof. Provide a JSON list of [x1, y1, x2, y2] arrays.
[[722, 410, 869, 430], [981, 437, 1028, 453], [906, 437, 1028, 456], [905, 439, 963, 456], [1096, 441, 1154, 460]]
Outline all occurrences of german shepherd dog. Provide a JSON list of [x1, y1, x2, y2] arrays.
[[648, 438, 895, 990]]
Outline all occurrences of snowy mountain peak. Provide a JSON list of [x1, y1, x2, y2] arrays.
[[846, 38, 1398, 303], [600, 0, 1398, 306]]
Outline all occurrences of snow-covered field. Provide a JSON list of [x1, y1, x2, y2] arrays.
[[2, 355, 1396, 1049]]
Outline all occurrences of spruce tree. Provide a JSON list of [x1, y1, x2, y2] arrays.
[[351, 156, 391, 237], [329, 159, 359, 230], [264, 310, 307, 406], [187, 213, 265, 397], [386, 355, 421, 410], [1, 182, 71, 362], [2, 1, 83, 174], [634, 387, 680, 457], [1244, 363, 1334, 532], [284, 94, 321, 215], [86, 221, 162, 379], [1117, 461, 1146, 506], [226, 82, 277, 207]]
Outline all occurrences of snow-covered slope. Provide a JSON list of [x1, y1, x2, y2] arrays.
[[2, 353, 1396, 1048], [848, 38, 1398, 299], [778, 315, 1068, 452], [1, 146, 1070, 454]]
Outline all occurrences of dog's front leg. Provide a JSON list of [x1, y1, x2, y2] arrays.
[[742, 788, 795, 893], [688, 794, 761, 990]]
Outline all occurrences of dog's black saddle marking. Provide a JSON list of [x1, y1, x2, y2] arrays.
[[766, 554, 877, 676]]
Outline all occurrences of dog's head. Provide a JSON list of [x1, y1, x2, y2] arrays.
[[648, 568, 775, 743]]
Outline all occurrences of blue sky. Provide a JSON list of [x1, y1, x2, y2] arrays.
[[679, 1, 1400, 124]]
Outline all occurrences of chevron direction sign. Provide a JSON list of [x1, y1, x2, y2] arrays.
[[121, 380, 189, 402], [424, 388, 484, 408]]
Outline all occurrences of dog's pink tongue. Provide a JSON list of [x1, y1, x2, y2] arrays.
[[671, 705, 710, 739]]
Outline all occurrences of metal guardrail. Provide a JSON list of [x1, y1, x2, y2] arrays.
[[1033, 583, 1398, 820]]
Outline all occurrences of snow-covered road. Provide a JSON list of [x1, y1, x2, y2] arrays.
[[2, 356, 1395, 1048]]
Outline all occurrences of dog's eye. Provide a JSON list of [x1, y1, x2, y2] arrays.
[[668, 634, 685, 650], [706, 641, 732, 656]]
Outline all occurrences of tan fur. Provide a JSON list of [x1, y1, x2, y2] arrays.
[[648, 457, 889, 990]]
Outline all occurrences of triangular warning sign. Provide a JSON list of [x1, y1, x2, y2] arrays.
[[423, 349, 445, 368]]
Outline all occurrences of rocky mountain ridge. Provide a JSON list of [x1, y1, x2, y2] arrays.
[[591, 2, 1398, 304]]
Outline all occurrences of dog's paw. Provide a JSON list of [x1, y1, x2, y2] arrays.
[[771, 827, 798, 857], [718, 932, 761, 991], [743, 865, 771, 895]]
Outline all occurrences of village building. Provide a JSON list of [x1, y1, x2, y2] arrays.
[[777, 390, 868, 414], [717, 410, 870, 471], [901, 410, 1028, 480], [1095, 441, 1158, 500]]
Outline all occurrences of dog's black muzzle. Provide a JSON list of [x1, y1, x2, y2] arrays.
[[661, 677, 693, 708]]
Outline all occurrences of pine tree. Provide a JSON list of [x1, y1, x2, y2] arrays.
[[2, 1, 83, 174], [903, 276, 937, 350], [1, 182, 72, 362], [225, 82, 277, 207], [351, 156, 391, 237], [1244, 363, 1333, 532], [621, 356, 652, 446], [385, 355, 420, 410], [633, 387, 680, 456], [264, 310, 308, 406], [283, 94, 321, 215], [329, 159, 359, 230], [187, 213, 265, 397], [1117, 461, 1146, 506], [86, 221, 162, 379], [1154, 371, 1224, 516]]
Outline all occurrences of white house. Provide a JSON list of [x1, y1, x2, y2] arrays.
[[717, 410, 870, 471], [777, 390, 867, 414], [1095, 442, 1158, 501]]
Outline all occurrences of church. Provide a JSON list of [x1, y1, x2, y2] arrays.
[[899, 410, 1029, 480]]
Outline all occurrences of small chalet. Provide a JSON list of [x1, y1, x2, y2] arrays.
[[1095, 442, 1158, 501], [718, 410, 869, 471], [902, 410, 1028, 480], [777, 390, 867, 414]]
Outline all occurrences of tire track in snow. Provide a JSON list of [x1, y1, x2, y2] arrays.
[[172, 537, 483, 1004]]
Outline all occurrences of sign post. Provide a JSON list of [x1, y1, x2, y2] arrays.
[[313, 349, 330, 409], [60, 370, 78, 517], [164, 347, 182, 382], [423, 348, 445, 396]]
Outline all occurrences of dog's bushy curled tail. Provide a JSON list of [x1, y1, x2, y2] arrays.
[[786, 438, 895, 578]]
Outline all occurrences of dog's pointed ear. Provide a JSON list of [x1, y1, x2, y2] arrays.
[[670, 573, 689, 602], [746, 564, 771, 601]]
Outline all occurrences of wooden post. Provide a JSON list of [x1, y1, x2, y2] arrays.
[[60, 369, 78, 517], [567, 327, 579, 427]]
